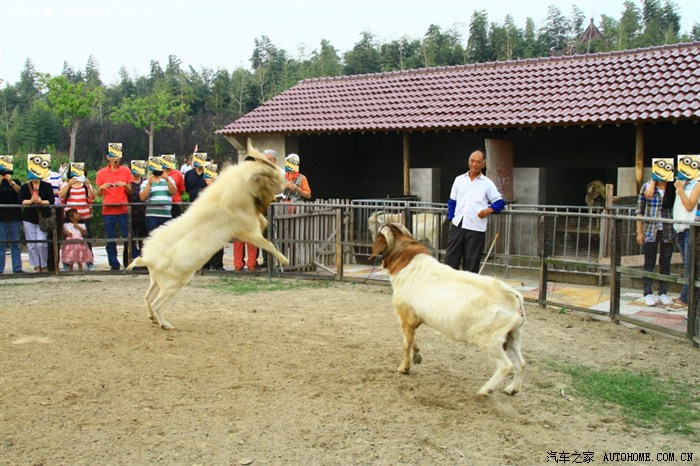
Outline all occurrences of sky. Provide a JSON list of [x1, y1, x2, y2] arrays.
[[1, 0, 698, 86]]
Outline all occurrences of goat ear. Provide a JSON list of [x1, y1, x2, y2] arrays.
[[370, 234, 388, 259]]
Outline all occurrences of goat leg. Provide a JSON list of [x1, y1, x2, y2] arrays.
[[477, 343, 514, 397], [503, 328, 526, 395], [144, 275, 159, 323], [397, 319, 417, 374], [149, 289, 175, 330]]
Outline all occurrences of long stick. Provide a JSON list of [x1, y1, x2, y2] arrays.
[[479, 232, 499, 275]]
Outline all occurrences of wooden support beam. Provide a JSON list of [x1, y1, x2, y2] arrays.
[[635, 124, 644, 193], [403, 132, 410, 196]]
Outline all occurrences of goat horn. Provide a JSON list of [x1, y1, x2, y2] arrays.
[[246, 137, 264, 159], [392, 222, 413, 238], [378, 224, 394, 251]]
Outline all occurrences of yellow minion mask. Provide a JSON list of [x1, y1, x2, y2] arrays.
[[161, 154, 176, 170], [70, 163, 85, 180], [28, 153, 51, 180], [651, 158, 674, 182], [131, 160, 147, 177], [203, 162, 217, 180], [285, 154, 299, 173], [0, 155, 13, 172], [148, 156, 163, 173], [108, 142, 123, 159], [193, 152, 207, 168], [676, 154, 700, 181]]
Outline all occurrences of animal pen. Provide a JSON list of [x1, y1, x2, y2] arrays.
[[5, 199, 700, 345]]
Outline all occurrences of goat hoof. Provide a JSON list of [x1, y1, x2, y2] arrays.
[[503, 386, 519, 395], [412, 353, 422, 364], [476, 393, 489, 401], [160, 322, 175, 330], [397, 368, 410, 375]]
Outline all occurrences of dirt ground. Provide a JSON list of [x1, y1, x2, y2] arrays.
[[1, 274, 698, 465]]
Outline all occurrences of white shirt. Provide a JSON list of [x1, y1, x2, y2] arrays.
[[449, 172, 503, 232]]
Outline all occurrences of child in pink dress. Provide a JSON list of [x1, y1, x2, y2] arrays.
[[61, 209, 94, 271]]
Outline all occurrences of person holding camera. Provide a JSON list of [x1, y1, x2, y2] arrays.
[[96, 151, 133, 270]]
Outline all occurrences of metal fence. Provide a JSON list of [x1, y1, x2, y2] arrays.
[[2, 200, 698, 345]]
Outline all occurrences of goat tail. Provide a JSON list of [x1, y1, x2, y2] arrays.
[[125, 257, 145, 272]]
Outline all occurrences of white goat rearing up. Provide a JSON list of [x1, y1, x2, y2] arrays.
[[371, 223, 526, 397], [127, 145, 289, 330]]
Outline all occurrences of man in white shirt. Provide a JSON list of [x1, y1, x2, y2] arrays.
[[445, 149, 505, 273]]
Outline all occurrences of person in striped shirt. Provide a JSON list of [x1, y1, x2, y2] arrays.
[[139, 166, 176, 234], [59, 172, 96, 271]]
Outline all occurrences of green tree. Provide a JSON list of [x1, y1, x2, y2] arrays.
[[17, 59, 40, 111], [43, 75, 103, 162], [381, 36, 423, 71], [568, 5, 586, 53], [597, 14, 620, 51], [343, 31, 382, 75], [690, 23, 700, 41], [467, 10, 490, 63], [111, 91, 187, 157], [9, 101, 62, 153], [538, 5, 569, 54], [0, 83, 19, 152], [522, 17, 540, 58], [85, 55, 103, 89], [618, 1, 642, 49], [310, 39, 343, 76], [250, 36, 290, 102], [420, 24, 465, 67]]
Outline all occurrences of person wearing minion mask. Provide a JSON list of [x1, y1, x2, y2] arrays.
[[636, 158, 676, 307], [95, 143, 133, 270], [18, 153, 54, 272], [282, 154, 311, 202], [671, 154, 700, 311], [139, 156, 177, 234]]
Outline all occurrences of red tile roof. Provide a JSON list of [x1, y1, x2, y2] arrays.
[[217, 42, 700, 135]]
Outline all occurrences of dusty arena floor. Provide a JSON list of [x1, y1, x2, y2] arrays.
[[1, 274, 698, 465]]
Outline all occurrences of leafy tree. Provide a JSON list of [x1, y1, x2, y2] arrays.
[[381, 36, 423, 71], [521, 17, 540, 58], [229, 67, 255, 116], [85, 55, 103, 89], [61, 61, 84, 83], [17, 59, 40, 111], [618, 1, 642, 49], [597, 14, 620, 51], [568, 5, 586, 53], [250, 36, 291, 102], [9, 101, 62, 153], [343, 31, 382, 75], [690, 23, 700, 41], [538, 5, 569, 54], [0, 84, 19, 152], [420, 24, 465, 67], [111, 91, 187, 157], [310, 39, 343, 76], [639, 0, 680, 45], [490, 15, 525, 61], [467, 10, 490, 63], [43, 75, 103, 162]]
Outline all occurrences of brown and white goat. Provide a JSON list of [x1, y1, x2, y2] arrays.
[[371, 223, 526, 397], [126, 143, 289, 330]]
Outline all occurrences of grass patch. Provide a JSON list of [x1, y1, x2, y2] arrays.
[[549, 362, 700, 437], [203, 276, 329, 294]]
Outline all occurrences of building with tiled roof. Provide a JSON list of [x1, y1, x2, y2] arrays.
[[217, 42, 700, 204]]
